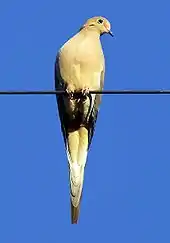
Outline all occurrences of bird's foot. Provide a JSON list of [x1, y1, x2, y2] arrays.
[[81, 87, 90, 97], [66, 85, 75, 99]]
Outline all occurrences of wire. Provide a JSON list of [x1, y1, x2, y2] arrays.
[[0, 89, 170, 95]]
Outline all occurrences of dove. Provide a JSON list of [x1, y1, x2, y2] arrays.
[[55, 16, 113, 224]]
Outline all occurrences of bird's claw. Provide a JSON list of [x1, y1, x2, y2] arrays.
[[82, 87, 90, 97], [66, 88, 74, 99]]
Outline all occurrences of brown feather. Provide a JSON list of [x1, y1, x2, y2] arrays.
[[71, 201, 80, 224]]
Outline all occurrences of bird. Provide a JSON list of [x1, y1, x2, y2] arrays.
[[55, 16, 113, 224]]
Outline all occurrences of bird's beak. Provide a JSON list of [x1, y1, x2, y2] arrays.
[[108, 30, 114, 37]]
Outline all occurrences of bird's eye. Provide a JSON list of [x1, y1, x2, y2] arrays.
[[97, 19, 103, 24]]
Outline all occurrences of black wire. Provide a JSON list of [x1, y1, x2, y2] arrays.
[[0, 89, 170, 95]]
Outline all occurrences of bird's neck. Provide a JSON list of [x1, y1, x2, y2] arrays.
[[80, 27, 100, 39]]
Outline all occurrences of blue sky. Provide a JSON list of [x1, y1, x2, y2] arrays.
[[0, 0, 170, 242]]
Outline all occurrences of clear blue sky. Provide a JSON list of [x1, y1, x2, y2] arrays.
[[0, 0, 170, 242]]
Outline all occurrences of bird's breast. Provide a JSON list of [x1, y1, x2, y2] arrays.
[[59, 37, 104, 91]]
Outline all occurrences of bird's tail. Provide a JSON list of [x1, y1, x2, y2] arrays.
[[71, 202, 80, 224], [66, 127, 88, 224], [69, 163, 85, 224]]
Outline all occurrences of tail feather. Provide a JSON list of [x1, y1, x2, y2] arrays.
[[70, 164, 85, 224], [71, 201, 80, 224], [66, 127, 88, 224]]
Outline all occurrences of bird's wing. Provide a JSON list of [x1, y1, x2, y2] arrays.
[[87, 65, 105, 149], [55, 53, 68, 146]]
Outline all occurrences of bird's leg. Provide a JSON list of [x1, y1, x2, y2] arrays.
[[66, 84, 75, 99]]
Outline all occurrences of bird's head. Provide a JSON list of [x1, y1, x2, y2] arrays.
[[80, 16, 113, 37]]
